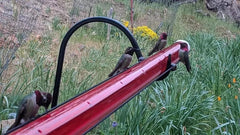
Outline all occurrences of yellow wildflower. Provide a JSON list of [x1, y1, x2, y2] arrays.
[[141, 33, 146, 37], [114, 32, 119, 37], [228, 83, 231, 88], [233, 78, 236, 83], [122, 20, 129, 27], [217, 96, 221, 101], [235, 95, 238, 99]]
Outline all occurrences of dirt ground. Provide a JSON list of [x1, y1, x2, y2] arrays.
[[0, 0, 161, 35]]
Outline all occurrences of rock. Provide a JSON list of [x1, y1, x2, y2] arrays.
[[206, 0, 240, 25], [35, 34, 42, 41], [0, 119, 15, 134], [78, 44, 85, 52], [8, 113, 17, 119]]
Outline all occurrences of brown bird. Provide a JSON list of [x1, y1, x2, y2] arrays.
[[178, 42, 191, 72], [7, 90, 52, 131], [148, 32, 168, 56], [108, 47, 135, 77]]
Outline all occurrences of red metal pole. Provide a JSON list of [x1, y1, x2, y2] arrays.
[[8, 42, 185, 135]]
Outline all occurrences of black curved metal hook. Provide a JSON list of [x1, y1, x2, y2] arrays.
[[51, 16, 144, 108]]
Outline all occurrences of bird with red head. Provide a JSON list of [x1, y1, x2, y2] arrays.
[[7, 90, 52, 132], [148, 32, 168, 56]]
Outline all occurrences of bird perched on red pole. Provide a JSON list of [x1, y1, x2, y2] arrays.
[[177, 40, 191, 72], [7, 90, 52, 131], [148, 32, 168, 56], [108, 47, 135, 77]]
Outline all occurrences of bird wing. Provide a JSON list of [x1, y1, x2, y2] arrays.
[[8, 99, 27, 131], [148, 39, 161, 56], [183, 51, 191, 72], [158, 39, 167, 50], [108, 54, 125, 77], [15, 100, 27, 124]]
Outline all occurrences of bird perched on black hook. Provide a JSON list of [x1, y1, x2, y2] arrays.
[[148, 32, 168, 56], [108, 47, 135, 77], [7, 90, 52, 132]]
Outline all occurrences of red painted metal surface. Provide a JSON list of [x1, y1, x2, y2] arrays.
[[9, 42, 182, 135]]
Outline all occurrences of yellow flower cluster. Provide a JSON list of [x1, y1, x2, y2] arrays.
[[133, 26, 158, 40], [121, 20, 158, 40]]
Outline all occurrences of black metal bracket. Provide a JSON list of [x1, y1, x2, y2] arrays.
[[156, 54, 177, 81], [51, 16, 144, 108]]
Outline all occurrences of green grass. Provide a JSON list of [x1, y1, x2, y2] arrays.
[[1, 0, 240, 134], [89, 33, 240, 134]]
